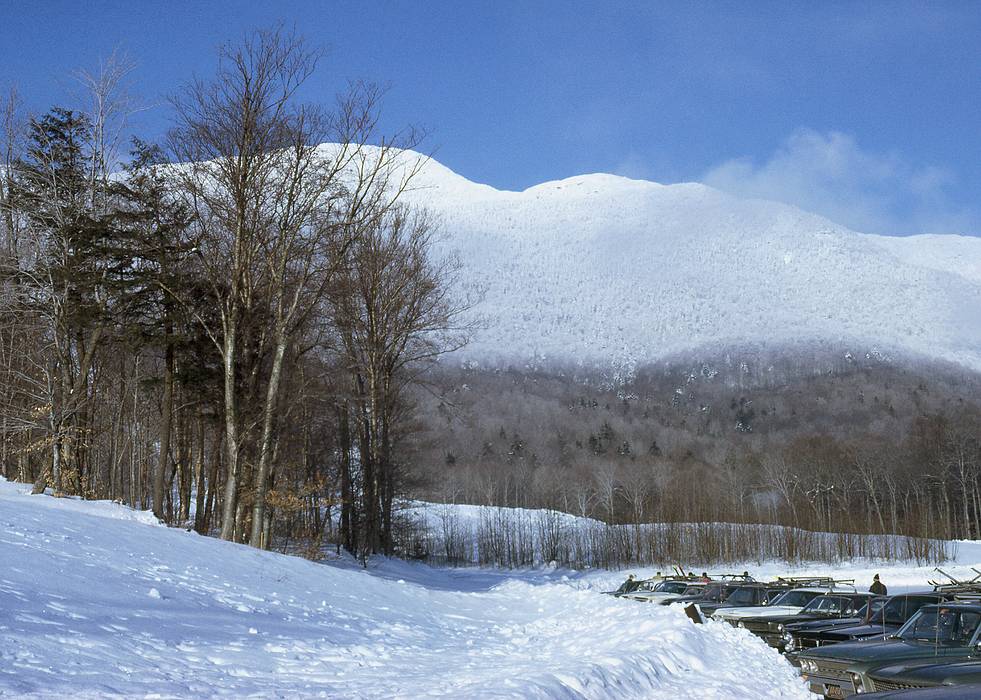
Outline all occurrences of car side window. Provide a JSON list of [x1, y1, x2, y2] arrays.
[[955, 612, 980, 642], [901, 609, 981, 644], [906, 597, 936, 619]]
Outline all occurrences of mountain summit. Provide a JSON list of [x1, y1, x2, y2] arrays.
[[397, 153, 981, 370]]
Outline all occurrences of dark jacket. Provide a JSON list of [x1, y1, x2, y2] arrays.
[[870, 580, 887, 595]]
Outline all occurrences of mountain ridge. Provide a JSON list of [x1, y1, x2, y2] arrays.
[[380, 150, 981, 372]]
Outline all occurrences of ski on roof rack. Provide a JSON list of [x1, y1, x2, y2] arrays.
[[928, 567, 981, 591], [709, 572, 755, 581], [772, 576, 835, 585]]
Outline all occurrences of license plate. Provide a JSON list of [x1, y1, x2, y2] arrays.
[[824, 685, 845, 699]]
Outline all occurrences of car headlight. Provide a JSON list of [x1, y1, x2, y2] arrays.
[[738, 621, 745, 628], [777, 623, 785, 632], [785, 636, 796, 652], [851, 671, 864, 693]]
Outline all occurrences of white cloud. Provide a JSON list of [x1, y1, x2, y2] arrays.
[[702, 129, 978, 236]]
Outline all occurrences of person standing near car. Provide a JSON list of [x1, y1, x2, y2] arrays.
[[869, 574, 887, 595]]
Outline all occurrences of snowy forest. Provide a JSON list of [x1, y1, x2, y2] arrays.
[[1, 26, 980, 567], [0, 28, 470, 559], [413, 354, 981, 560]]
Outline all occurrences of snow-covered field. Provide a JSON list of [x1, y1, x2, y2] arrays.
[[3, 479, 980, 699]]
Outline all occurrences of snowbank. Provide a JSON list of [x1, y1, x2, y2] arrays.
[[0, 480, 811, 698]]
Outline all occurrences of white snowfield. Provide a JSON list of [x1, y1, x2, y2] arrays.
[[0, 479, 814, 699], [382, 149, 981, 370], [4, 482, 981, 700]]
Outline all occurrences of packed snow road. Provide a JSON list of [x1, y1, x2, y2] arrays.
[[0, 479, 810, 698]]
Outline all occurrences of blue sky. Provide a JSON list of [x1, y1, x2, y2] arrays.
[[2, 1, 980, 235]]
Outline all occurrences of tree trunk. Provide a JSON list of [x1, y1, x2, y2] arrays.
[[219, 322, 239, 541], [203, 429, 223, 534], [338, 403, 353, 554], [380, 415, 394, 555], [154, 338, 175, 520], [193, 415, 207, 532], [177, 407, 192, 523], [249, 339, 286, 548]]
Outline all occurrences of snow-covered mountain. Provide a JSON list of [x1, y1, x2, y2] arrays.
[[396, 155, 981, 371]]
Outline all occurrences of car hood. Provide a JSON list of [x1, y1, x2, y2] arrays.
[[803, 638, 968, 664], [720, 605, 801, 619], [787, 616, 863, 632], [670, 594, 710, 604], [819, 622, 898, 639], [803, 638, 910, 663], [625, 591, 677, 601], [872, 659, 981, 685], [860, 685, 981, 700]]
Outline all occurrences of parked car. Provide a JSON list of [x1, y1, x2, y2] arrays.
[[603, 574, 666, 597], [651, 582, 712, 606], [865, 658, 981, 693], [861, 686, 981, 699], [784, 597, 888, 658], [713, 586, 844, 625], [798, 602, 981, 698], [700, 582, 792, 617], [667, 580, 747, 610], [622, 578, 701, 603], [732, 592, 876, 652], [787, 593, 949, 656]]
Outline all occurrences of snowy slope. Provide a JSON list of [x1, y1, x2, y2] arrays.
[[0, 479, 812, 699], [389, 152, 981, 370]]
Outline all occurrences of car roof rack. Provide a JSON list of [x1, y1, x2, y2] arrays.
[[663, 566, 708, 581], [770, 576, 853, 588], [929, 567, 981, 594], [636, 569, 701, 584], [950, 592, 981, 603], [710, 572, 756, 581]]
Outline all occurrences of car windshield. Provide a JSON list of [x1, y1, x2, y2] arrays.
[[899, 608, 981, 645], [724, 587, 760, 605], [764, 588, 787, 604], [770, 590, 820, 608], [857, 598, 886, 620], [803, 596, 850, 615], [655, 581, 689, 594], [681, 585, 703, 596], [871, 596, 938, 626], [700, 583, 725, 601]]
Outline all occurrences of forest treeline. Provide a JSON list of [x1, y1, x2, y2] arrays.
[[413, 354, 981, 548], [0, 27, 469, 559]]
